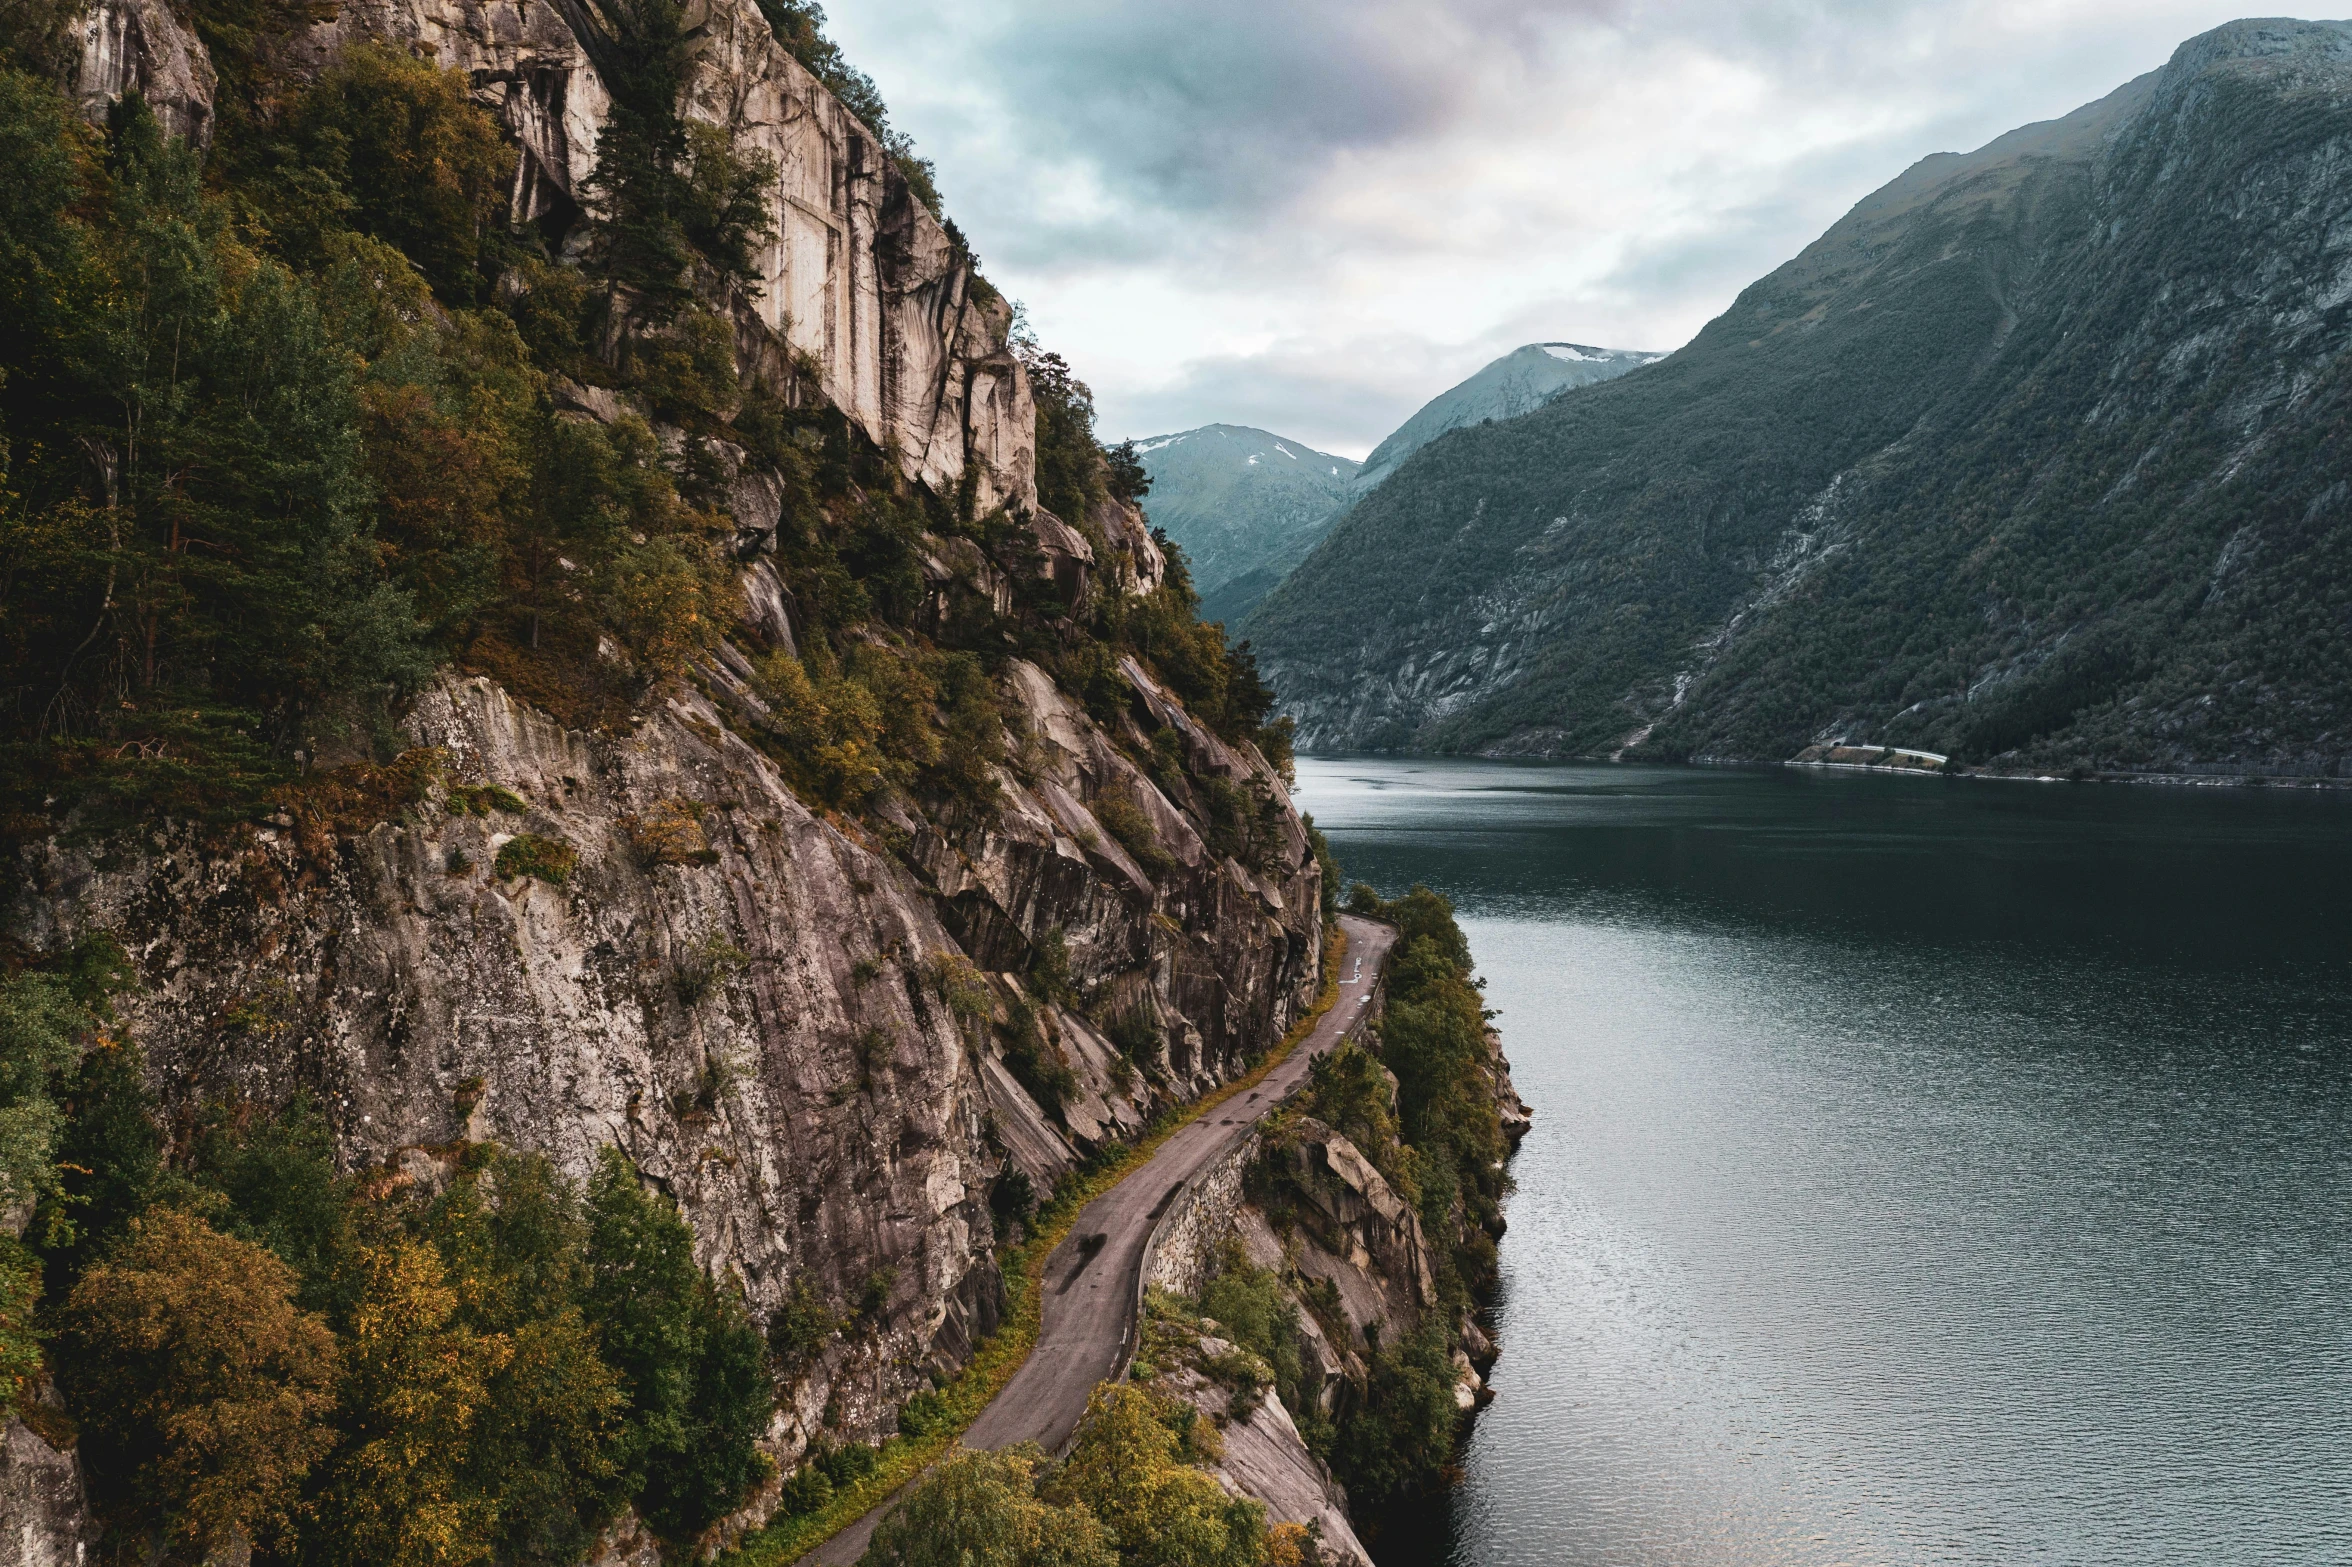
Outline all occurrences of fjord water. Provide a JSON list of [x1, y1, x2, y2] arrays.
[[1292, 757, 2352, 1567]]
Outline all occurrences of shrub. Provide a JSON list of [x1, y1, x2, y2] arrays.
[[60, 1210, 339, 1559], [1104, 1008, 1162, 1066], [496, 833, 579, 885], [1197, 1249, 1305, 1424], [1041, 1384, 1267, 1567], [997, 998, 1076, 1118], [766, 1279, 840, 1372], [776, 1459, 832, 1517], [895, 1385, 950, 1437], [988, 1169, 1036, 1232], [674, 928, 749, 1007], [926, 953, 993, 1031], [1093, 788, 1173, 876], [863, 1444, 1115, 1567], [1027, 927, 1075, 1006]]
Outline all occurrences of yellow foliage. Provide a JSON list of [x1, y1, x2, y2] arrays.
[[312, 1236, 512, 1567], [1041, 1385, 1268, 1567]]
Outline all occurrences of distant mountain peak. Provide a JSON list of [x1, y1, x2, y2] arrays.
[[1129, 425, 1363, 626], [1353, 340, 1663, 493]]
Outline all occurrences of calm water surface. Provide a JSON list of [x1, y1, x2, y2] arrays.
[[1291, 757, 2352, 1567]]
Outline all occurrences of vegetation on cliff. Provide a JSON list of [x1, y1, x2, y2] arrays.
[[1, 944, 774, 1565], [0, 4, 1283, 841], [862, 1386, 1289, 1567], [0, 1, 1303, 1560]]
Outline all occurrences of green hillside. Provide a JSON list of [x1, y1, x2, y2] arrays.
[[1131, 425, 1359, 627], [1246, 20, 2352, 778]]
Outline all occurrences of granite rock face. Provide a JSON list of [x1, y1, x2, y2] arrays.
[[12, 627, 1320, 1452], [0, 1416, 88, 1567], [69, 0, 215, 144], [1151, 1325, 1374, 1567]]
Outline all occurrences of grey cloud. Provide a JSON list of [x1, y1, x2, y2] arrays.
[[832, 0, 2264, 450], [973, 1, 1611, 218]]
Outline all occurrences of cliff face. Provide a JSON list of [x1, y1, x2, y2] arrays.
[[15, 0, 1325, 1551], [15, 639, 1317, 1462], [1139, 1013, 1530, 1562], [71, 0, 1034, 515]]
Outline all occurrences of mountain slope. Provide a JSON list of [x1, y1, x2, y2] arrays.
[[1133, 424, 1360, 625], [1246, 20, 2352, 777], [1350, 342, 1662, 495]]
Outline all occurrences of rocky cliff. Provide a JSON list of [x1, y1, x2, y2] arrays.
[[1247, 19, 2352, 777], [71, 0, 1032, 516], [1138, 1002, 1530, 1562], [6, 1, 1326, 1557]]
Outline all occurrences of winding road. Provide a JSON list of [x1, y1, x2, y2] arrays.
[[806, 913, 1396, 1564]]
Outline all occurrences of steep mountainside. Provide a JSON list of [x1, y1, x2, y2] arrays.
[[1132, 425, 1361, 628], [1347, 343, 1663, 496], [0, 0, 1338, 1560], [1248, 21, 2352, 776]]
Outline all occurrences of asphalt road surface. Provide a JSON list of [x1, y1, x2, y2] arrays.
[[806, 913, 1396, 1565]]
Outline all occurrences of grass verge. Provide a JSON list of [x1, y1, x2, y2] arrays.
[[727, 923, 1352, 1566]]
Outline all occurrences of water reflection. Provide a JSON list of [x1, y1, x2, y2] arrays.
[[1296, 758, 2352, 1567]]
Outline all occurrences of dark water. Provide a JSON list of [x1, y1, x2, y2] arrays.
[[1291, 757, 2352, 1567]]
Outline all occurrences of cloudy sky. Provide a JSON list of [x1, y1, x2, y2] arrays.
[[827, 1, 2271, 457]]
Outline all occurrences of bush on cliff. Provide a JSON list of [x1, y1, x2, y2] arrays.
[[861, 1444, 1115, 1567], [59, 1209, 340, 1560], [584, 1146, 775, 1540]]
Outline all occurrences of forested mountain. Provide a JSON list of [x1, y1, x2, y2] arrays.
[[1348, 342, 1662, 496], [1130, 424, 1360, 626], [1247, 20, 2352, 778]]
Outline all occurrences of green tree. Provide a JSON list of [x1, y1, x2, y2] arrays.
[[423, 1150, 627, 1566], [1330, 1318, 1459, 1512], [33, 1031, 160, 1303], [59, 1209, 339, 1559], [1042, 1384, 1267, 1567], [0, 971, 86, 1215], [191, 1095, 357, 1316], [19, 95, 428, 765], [582, 1147, 772, 1540], [307, 1233, 509, 1567], [862, 1445, 1116, 1567], [270, 43, 514, 298]]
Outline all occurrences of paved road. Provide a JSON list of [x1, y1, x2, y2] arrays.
[[807, 913, 1396, 1564]]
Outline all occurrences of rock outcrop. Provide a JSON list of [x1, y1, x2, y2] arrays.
[[0, 1414, 88, 1567], [1136, 1008, 1531, 1554], [69, 0, 215, 144], [1140, 1306, 1374, 1567]]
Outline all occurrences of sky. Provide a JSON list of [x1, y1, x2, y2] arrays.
[[825, 1, 2276, 458]]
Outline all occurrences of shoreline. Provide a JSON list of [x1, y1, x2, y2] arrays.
[[1311, 748, 2352, 791]]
